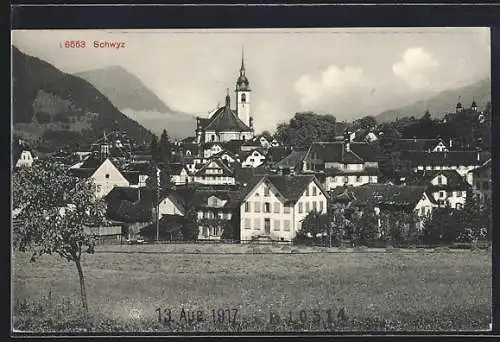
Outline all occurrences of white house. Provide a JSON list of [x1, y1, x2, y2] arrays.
[[70, 158, 131, 198], [15, 150, 35, 168], [400, 151, 488, 186], [241, 148, 267, 168], [469, 158, 491, 203], [240, 174, 328, 242], [193, 158, 235, 185], [302, 139, 379, 190], [330, 183, 438, 231], [405, 170, 471, 210], [170, 163, 192, 185]]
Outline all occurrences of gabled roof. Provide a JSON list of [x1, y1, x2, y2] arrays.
[[194, 158, 234, 177], [330, 184, 430, 209], [391, 138, 444, 152], [233, 165, 268, 184], [266, 146, 294, 164], [405, 170, 471, 190], [204, 104, 252, 132], [275, 150, 307, 169], [244, 174, 326, 204], [305, 142, 378, 164], [186, 188, 243, 210], [104, 187, 155, 222], [122, 171, 140, 185], [400, 151, 487, 166], [169, 163, 189, 175]]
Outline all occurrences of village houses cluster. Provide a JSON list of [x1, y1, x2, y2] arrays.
[[14, 53, 492, 243]]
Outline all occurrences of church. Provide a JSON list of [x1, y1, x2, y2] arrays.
[[195, 52, 255, 145]]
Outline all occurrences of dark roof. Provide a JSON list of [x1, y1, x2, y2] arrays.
[[233, 165, 268, 184], [246, 174, 325, 204], [170, 163, 187, 175], [122, 171, 139, 185], [305, 142, 378, 164], [391, 139, 444, 152], [187, 188, 243, 210], [399, 151, 487, 166], [180, 136, 197, 144], [79, 154, 103, 169], [194, 158, 234, 177], [330, 184, 429, 209], [125, 162, 151, 174], [324, 166, 380, 176], [266, 146, 293, 164], [405, 170, 471, 190], [470, 158, 491, 175], [275, 150, 306, 169], [204, 98, 252, 132], [203, 140, 245, 155]]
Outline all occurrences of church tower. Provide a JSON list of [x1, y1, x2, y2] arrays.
[[235, 48, 252, 128]]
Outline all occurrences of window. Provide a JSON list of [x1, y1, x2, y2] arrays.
[[273, 202, 280, 213], [241, 93, 246, 103], [356, 176, 362, 182], [255, 193, 260, 197], [254, 202, 260, 213], [211, 198, 218, 206], [284, 220, 291, 231], [439, 191, 446, 199], [249, 158, 255, 162], [313, 201, 317, 211], [245, 202, 250, 212], [211, 135, 215, 142], [319, 201, 324, 212], [105, 173, 110, 179], [254, 218, 260, 230], [312, 186, 317, 196], [344, 176, 349, 183], [455, 192, 461, 198], [298, 202, 303, 213], [305, 187, 309, 196], [455, 203, 463, 210], [437, 176, 443, 185], [274, 220, 280, 231], [264, 186, 270, 197], [264, 202, 271, 213], [305, 202, 310, 212], [284, 206, 290, 214]]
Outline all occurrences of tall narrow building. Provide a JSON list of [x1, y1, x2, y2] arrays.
[[235, 48, 252, 128]]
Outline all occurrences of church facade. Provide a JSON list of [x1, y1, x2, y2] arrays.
[[195, 53, 255, 145]]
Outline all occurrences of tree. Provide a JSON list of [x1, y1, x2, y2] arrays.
[[149, 134, 160, 163], [12, 161, 106, 312], [260, 130, 273, 140], [275, 112, 337, 148], [350, 209, 379, 246], [182, 209, 199, 241], [295, 210, 330, 245], [159, 129, 172, 164], [353, 115, 377, 131]]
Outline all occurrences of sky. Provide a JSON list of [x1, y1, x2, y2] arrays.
[[12, 28, 490, 132]]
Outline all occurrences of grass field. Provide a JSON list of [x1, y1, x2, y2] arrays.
[[12, 244, 492, 333]]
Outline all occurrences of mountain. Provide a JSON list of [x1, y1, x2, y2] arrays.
[[375, 78, 491, 122], [75, 66, 196, 138], [12, 46, 153, 152]]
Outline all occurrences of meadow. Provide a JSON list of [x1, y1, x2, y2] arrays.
[[12, 244, 492, 333]]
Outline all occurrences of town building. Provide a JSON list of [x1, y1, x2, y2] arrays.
[[302, 132, 380, 190], [195, 53, 255, 145], [240, 174, 328, 242], [469, 158, 491, 203], [404, 170, 471, 209]]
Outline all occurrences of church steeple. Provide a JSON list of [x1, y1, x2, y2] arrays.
[[240, 47, 246, 74], [225, 88, 231, 107]]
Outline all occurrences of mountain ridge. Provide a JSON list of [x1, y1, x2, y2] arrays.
[[12, 46, 153, 151], [375, 78, 491, 122], [75, 65, 197, 138]]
